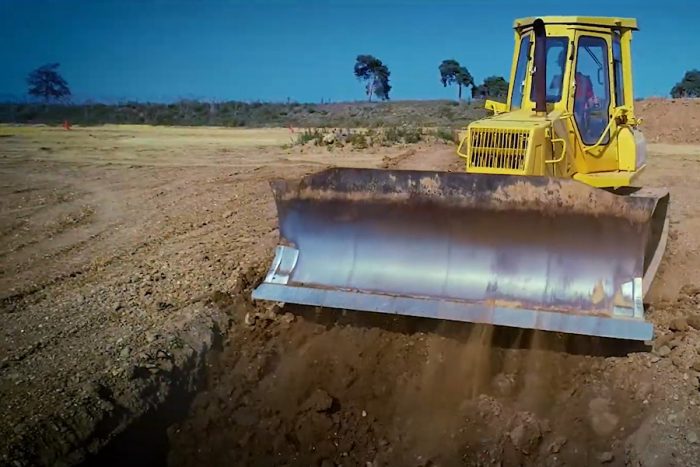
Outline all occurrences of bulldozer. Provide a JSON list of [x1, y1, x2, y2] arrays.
[[253, 16, 669, 342]]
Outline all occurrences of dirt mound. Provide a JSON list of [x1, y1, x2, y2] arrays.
[[637, 98, 700, 144]]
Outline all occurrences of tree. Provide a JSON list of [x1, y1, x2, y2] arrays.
[[473, 76, 509, 99], [671, 70, 700, 98], [439, 59, 474, 101], [354, 55, 391, 102], [26, 63, 71, 103]]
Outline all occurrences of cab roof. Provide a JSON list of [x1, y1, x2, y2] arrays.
[[513, 16, 638, 31]]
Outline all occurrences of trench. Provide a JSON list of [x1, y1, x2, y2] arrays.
[[77, 288, 248, 467], [98, 332, 639, 466], [81, 369, 200, 467], [79, 278, 650, 466]]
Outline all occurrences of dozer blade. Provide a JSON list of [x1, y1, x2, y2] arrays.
[[253, 168, 669, 341]]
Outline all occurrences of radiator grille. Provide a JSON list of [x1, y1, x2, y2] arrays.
[[469, 128, 530, 171]]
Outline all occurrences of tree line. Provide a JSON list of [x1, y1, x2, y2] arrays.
[[671, 70, 700, 98], [354, 55, 508, 102], [24, 60, 509, 105], [21, 61, 700, 105]]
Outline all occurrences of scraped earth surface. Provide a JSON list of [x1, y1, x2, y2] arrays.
[[1, 98, 700, 466]]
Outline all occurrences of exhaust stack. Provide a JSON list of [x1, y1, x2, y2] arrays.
[[533, 18, 547, 114]]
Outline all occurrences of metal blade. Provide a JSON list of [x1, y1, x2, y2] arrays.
[[253, 168, 669, 341]]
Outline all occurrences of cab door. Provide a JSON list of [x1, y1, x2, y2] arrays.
[[570, 31, 617, 172]]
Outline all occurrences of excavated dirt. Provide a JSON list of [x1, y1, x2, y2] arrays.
[[2, 99, 700, 466], [169, 293, 700, 467], [637, 98, 700, 145]]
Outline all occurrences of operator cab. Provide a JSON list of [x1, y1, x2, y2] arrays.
[[509, 16, 636, 148], [459, 16, 645, 186]]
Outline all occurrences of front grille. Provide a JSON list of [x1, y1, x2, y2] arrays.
[[469, 128, 530, 171]]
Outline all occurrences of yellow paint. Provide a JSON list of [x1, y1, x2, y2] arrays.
[[485, 100, 508, 114], [617, 125, 638, 171], [513, 16, 638, 30], [573, 166, 645, 187], [458, 16, 643, 188]]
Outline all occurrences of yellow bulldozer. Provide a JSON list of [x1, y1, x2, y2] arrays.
[[253, 16, 669, 342]]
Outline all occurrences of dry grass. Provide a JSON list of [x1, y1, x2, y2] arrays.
[[0, 125, 299, 166]]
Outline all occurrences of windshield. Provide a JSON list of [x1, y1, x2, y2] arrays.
[[530, 36, 569, 104]]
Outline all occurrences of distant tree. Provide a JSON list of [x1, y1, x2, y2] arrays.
[[671, 70, 700, 98], [472, 76, 509, 99], [354, 55, 391, 102], [439, 59, 474, 101], [372, 79, 391, 101], [26, 63, 71, 103]]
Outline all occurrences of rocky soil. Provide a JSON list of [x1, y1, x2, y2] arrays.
[[1, 97, 700, 466], [169, 288, 700, 466]]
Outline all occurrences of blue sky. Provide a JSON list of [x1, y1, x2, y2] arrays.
[[0, 0, 697, 103]]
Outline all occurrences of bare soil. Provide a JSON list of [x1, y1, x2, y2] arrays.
[[636, 98, 700, 145], [2, 98, 700, 466]]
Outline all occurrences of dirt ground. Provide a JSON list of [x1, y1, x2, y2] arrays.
[[2, 99, 700, 466], [636, 99, 700, 145]]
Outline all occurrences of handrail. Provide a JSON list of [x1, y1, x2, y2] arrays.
[[546, 137, 567, 164], [584, 106, 630, 154], [456, 134, 469, 160]]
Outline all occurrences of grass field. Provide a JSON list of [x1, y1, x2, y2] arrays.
[[0, 125, 301, 166]]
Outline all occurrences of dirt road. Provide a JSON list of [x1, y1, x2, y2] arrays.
[[1, 102, 700, 466]]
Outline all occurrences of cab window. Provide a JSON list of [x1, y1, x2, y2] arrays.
[[511, 35, 531, 110], [530, 37, 568, 104], [612, 32, 625, 106], [574, 36, 611, 145]]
